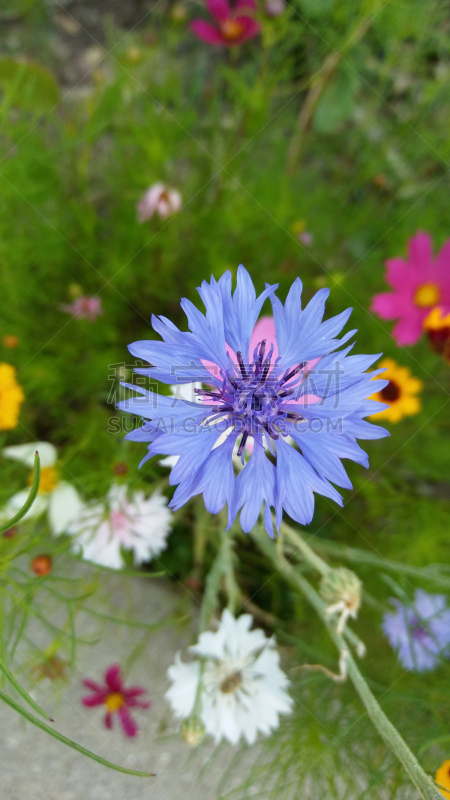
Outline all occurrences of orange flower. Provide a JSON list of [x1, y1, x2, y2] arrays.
[[423, 307, 450, 364], [2, 335, 19, 348], [0, 363, 24, 430]]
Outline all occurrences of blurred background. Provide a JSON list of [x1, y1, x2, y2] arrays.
[[1, 0, 450, 797]]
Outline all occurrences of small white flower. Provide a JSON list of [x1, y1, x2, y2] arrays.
[[137, 182, 182, 222], [165, 609, 293, 746], [67, 484, 172, 569], [1, 442, 82, 535]]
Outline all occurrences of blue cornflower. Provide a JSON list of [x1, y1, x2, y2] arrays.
[[118, 266, 389, 536], [382, 590, 450, 672]]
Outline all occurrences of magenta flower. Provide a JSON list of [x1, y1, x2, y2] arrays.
[[82, 664, 151, 737], [61, 296, 103, 322], [371, 231, 450, 345], [190, 0, 260, 47]]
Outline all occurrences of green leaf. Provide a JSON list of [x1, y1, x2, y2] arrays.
[[313, 64, 359, 134], [0, 688, 155, 777], [0, 452, 40, 535], [0, 659, 51, 720], [0, 58, 60, 114]]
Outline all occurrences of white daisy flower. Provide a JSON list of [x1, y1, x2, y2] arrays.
[[165, 609, 293, 746], [67, 483, 172, 570], [1, 442, 82, 535]]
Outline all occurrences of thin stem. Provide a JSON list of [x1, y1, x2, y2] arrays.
[[0, 452, 41, 535], [253, 530, 442, 800], [280, 522, 330, 576]]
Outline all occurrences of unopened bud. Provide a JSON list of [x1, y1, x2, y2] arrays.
[[31, 555, 52, 576], [180, 716, 206, 747], [320, 568, 362, 634]]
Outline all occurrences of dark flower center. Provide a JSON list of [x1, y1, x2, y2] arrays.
[[380, 380, 401, 403], [220, 671, 242, 693], [410, 616, 428, 642], [195, 339, 306, 458]]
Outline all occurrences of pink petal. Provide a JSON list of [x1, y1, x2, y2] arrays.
[[123, 687, 148, 698], [235, 0, 257, 9], [235, 16, 261, 41], [371, 292, 406, 320], [104, 712, 113, 730], [127, 698, 152, 709], [249, 316, 278, 361], [207, 0, 230, 21], [385, 257, 415, 291], [118, 706, 138, 737], [391, 312, 425, 346], [82, 693, 107, 707], [104, 664, 123, 693], [408, 231, 433, 276], [433, 239, 450, 293], [190, 20, 226, 44], [82, 678, 105, 693]]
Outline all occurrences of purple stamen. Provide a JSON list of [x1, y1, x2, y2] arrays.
[[281, 362, 307, 385], [237, 430, 248, 457], [195, 339, 306, 452], [236, 351, 247, 379]]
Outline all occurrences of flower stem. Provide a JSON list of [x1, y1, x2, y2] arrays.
[[280, 521, 330, 576], [253, 530, 442, 800]]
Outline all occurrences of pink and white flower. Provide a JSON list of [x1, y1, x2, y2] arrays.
[[67, 484, 172, 569], [190, 0, 260, 47], [137, 183, 182, 222], [61, 296, 103, 322], [371, 231, 450, 345], [82, 664, 151, 737]]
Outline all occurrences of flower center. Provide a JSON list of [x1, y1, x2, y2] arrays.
[[220, 671, 242, 693], [414, 282, 440, 308], [195, 340, 306, 459], [380, 380, 401, 403], [220, 19, 246, 41], [411, 617, 428, 642], [110, 510, 128, 533], [158, 190, 170, 203], [28, 466, 58, 494], [104, 692, 125, 712]]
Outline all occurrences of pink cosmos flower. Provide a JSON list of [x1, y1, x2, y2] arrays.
[[190, 0, 260, 47], [82, 664, 151, 737], [371, 231, 450, 345], [137, 183, 182, 222], [61, 296, 103, 322]]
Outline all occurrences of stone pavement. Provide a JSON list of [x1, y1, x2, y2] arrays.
[[0, 571, 259, 800]]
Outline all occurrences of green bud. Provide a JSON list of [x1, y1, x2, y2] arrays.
[[180, 716, 206, 747], [320, 567, 362, 615]]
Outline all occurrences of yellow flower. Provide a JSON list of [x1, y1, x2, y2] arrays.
[[435, 759, 450, 798], [369, 358, 423, 423], [0, 363, 25, 431]]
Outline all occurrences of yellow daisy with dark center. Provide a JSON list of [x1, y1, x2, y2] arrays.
[[369, 358, 423, 423]]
